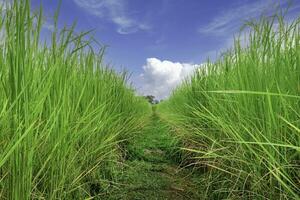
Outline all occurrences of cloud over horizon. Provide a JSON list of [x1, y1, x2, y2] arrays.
[[137, 58, 200, 100]]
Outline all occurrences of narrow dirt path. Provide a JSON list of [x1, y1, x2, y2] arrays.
[[106, 113, 200, 200]]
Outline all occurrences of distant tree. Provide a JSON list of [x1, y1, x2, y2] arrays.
[[144, 95, 155, 104], [153, 100, 159, 104]]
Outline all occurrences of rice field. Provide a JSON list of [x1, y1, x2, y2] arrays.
[[158, 11, 300, 199], [1, 0, 300, 199], [0, 0, 151, 199]]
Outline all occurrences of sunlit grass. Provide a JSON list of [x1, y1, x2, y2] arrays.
[[159, 11, 300, 199], [0, 0, 151, 199]]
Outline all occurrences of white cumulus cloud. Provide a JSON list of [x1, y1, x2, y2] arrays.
[[137, 58, 201, 100]]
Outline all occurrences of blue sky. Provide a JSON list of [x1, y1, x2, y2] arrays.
[[31, 0, 300, 99]]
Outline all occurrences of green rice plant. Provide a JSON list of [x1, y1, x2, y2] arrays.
[[0, 0, 151, 199], [159, 11, 300, 199]]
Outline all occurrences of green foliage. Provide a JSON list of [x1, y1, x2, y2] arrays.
[[105, 113, 200, 200], [144, 95, 156, 104], [0, 0, 151, 199], [159, 12, 300, 199], [126, 113, 180, 163]]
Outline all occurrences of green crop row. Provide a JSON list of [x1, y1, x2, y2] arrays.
[[0, 0, 151, 199], [159, 11, 300, 199]]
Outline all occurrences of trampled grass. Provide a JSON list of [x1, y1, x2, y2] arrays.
[[105, 113, 201, 199], [0, 0, 151, 199], [158, 11, 300, 199]]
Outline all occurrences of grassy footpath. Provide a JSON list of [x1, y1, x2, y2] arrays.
[[105, 109, 201, 200]]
